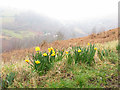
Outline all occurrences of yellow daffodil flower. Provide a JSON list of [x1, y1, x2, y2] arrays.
[[35, 60, 40, 64], [51, 53, 55, 56], [48, 48, 51, 52], [43, 53, 47, 56], [65, 51, 68, 54], [35, 46, 40, 51], [50, 47, 54, 50], [78, 49, 81, 53], [52, 50, 55, 54], [25, 59, 29, 63], [94, 48, 97, 50], [88, 43, 90, 46]]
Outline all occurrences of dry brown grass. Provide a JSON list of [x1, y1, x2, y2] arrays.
[[1, 40, 118, 88]]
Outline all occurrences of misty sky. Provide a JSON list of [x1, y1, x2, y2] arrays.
[[0, 0, 119, 22]]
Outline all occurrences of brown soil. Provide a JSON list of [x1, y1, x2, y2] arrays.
[[1, 28, 119, 63]]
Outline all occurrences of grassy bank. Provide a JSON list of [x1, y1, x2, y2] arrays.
[[1, 40, 118, 88]]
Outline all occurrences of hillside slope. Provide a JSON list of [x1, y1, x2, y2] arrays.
[[1, 28, 118, 63], [49, 28, 118, 49]]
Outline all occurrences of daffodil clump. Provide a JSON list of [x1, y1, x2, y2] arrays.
[[25, 44, 97, 75], [25, 46, 64, 75], [66, 43, 97, 65]]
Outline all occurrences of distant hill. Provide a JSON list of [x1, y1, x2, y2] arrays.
[[0, 8, 117, 40]]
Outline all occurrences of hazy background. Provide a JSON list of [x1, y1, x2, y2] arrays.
[[0, 0, 119, 52]]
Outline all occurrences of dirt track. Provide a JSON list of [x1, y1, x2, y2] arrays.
[[1, 28, 118, 63]]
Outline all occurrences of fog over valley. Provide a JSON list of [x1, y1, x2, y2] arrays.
[[0, 0, 118, 52], [0, 8, 117, 39]]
